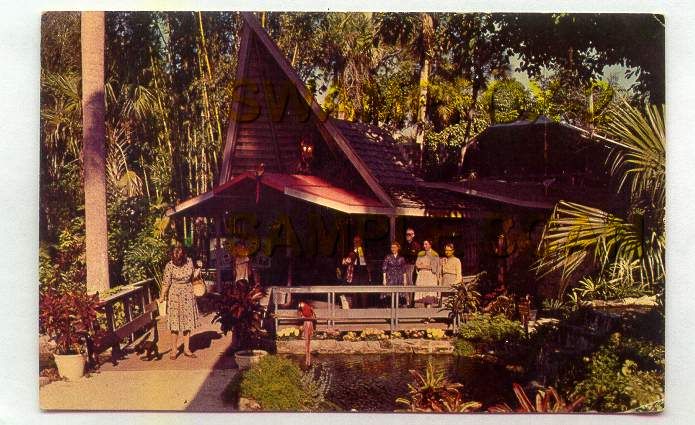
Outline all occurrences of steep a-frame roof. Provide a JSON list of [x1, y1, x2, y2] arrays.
[[171, 12, 553, 219], [219, 12, 396, 208]]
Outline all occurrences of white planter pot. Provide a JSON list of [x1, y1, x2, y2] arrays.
[[157, 300, 167, 316], [54, 353, 86, 381], [234, 349, 268, 370]]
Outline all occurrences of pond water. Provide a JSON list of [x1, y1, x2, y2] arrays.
[[283, 353, 516, 412]]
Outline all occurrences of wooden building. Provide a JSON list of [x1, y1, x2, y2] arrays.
[[169, 13, 622, 294]]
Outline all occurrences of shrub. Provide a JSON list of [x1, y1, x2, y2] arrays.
[[212, 279, 267, 349], [442, 276, 482, 324], [231, 355, 332, 411], [122, 233, 168, 292], [571, 333, 664, 412], [453, 338, 476, 356], [541, 298, 570, 318], [481, 295, 516, 319], [39, 218, 86, 296], [458, 313, 526, 344], [39, 288, 100, 354]]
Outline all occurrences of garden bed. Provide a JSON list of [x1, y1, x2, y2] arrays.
[[277, 338, 454, 355]]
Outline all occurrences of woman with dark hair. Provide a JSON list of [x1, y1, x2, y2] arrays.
[[382, 241, 407, 306], [414, 239, 441, 307], [158, 241, 201, 359]]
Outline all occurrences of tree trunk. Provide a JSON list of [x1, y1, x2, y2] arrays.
[[458, 83, 480, 176], [81, 11, 109, 294], [416, 13, 434, 168]]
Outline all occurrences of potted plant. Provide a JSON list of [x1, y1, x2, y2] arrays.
[[39, 289, 100, 380], [212, 279, 268, 369]]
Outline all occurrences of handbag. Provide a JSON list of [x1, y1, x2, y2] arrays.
[[192, 276, 206, 297]]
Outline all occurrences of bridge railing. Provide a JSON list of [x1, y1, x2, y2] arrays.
[[269, 275, 477, 332], [90, 279, 158, 364]]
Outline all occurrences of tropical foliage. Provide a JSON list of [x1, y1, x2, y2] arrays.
[[536, 102, 665, 300], [570, 333, 664, 412], [39, 288, 100, 354], [212, 279, 268, 348], [442, 274, 482, 325], [396, 361, 482, 412], [457, 313, 526, 344], [488, 383, 585, 413], [40, 12, 663, 296]]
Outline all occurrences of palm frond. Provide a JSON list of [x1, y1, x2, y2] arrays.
[[537, 103, 665, 297], [536, 201, 664, 295], [602, 102, 665, 208]]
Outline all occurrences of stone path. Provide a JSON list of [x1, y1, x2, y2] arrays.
[[40, 313, 239, 411]]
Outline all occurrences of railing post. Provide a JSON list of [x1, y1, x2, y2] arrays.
[[215, 216, 223, 293], [138, 289, 146, 315], [144, 280, 152, 305], [389, 287, 394, 332], [395, 288, 400, 329], [123, 297, 133, 343], [273, 287, 279, 331], [104, 303, 122, 360], [329, 289, 335, 327]]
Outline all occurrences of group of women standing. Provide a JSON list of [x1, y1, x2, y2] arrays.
[[343, 229, 463, 308], [157, 232, 464, 360], [384, 239, 462, 307]]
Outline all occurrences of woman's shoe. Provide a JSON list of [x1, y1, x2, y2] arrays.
[[183, 351, 197, 358], [169, 351, 177, 360]]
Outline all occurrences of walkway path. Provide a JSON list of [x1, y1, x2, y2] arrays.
[[40, 312, 239, 411]]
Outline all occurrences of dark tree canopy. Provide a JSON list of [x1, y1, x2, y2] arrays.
[[499, 13, 665, 103]]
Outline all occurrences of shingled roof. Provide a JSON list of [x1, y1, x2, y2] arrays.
[[331, 118, 417, 188], [175, 12, 586, 219]]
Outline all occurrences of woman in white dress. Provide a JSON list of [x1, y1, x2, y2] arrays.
[[414, 240, 441, 306]]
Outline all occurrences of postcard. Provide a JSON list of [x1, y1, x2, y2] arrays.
[[39, 10, 665, 413]]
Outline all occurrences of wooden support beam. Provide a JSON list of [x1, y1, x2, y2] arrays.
[[215, 216, 223, 293], [388, 215, 396, 244]]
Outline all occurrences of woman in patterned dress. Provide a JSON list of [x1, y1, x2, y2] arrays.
[[158, 241, 201, 359], [414, 240, 441, 306], [382, 241, 407, 306]]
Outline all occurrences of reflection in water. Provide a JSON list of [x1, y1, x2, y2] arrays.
[[283, 353, 515, 412]]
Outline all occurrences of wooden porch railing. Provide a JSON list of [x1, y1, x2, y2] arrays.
[[90, 279, 158, 364], [269, 277, 476, 332]]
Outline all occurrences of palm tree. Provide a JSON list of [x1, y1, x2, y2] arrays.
[[81, 11, 110, 293], [536, 102, 665, 300], [375, 13, 436, 165]]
